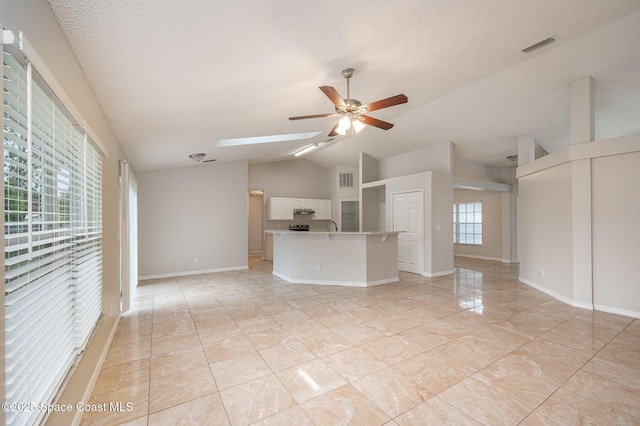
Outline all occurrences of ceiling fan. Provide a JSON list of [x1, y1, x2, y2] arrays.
[[289, 68, 408, 137]]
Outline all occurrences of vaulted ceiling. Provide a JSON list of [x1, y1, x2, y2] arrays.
[[47, 0, 640, 171]]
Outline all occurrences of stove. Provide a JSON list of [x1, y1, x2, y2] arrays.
[[289, 224, 310, 231]]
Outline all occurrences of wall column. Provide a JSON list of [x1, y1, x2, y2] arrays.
[[570, 76, 595, 308], [571, 76, 595, 145], [517, 135, 536, 166], [572, 159, 593, 308]]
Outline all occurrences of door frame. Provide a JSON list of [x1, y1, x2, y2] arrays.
[[392, 189, 424, 275]]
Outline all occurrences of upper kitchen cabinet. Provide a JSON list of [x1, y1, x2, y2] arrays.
[[267, 197, 294, 220], [268, 197, 332, 220], [311, 199, 332, 220]]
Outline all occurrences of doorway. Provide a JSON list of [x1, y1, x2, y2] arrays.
[[393, 190, 424, 274], [248, 189, 264, 254]]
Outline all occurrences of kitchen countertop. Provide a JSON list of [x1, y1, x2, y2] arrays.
[[265, 230, 402, 236]]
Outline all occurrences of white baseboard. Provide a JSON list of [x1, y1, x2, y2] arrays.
[[519, 277, 593, 310], [139, 265, 248, 280], [272, 271, 399, 287], [594, 304, 640, 319], [423, 269, 455, 278], [455, 254, 503, 262]]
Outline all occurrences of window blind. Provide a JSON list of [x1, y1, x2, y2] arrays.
[[4, 42, 103, 426]]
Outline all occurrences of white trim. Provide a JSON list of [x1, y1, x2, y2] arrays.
[[519, 277, 594, 310], [273, 271, 399, 287], [501, 258, 512, 264], [516, 132, 640, 179], [139, 265, 248, 280], [454, 254, 503, 262], [453, 177, 511, 192], [593, 304, 640, 320], [422, 269, 455, 278]]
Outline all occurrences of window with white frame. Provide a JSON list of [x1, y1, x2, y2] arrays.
[[453, 202, 482, 245], [4, 35, 103, 426]]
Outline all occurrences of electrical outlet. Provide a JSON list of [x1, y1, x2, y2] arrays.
[[541, 270, 545, 277], [194, 257, 198, 263], [316, 264, 321, 271]]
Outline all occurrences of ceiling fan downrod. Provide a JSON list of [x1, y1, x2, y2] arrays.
[[342, 68, 354, 99]]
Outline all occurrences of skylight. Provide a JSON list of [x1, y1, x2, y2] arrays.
[[216, 132, 322, 147]]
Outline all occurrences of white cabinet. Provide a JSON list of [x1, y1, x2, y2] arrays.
[[268, 197, 332, 220], [310, 199, 323, 218], [322, 200, 332, 220], [268, 197, 294, 220], [311, 199, 332, 220]]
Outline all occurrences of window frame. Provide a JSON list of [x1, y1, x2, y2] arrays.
[[453, 201, 483, 246]]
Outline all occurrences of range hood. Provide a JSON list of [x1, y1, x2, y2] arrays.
[[293, 208, 315, 215]]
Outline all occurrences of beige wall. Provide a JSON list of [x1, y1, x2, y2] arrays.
[[248, 158, 331, 200], [3, 1, 130, 424], [379, 142, 452, 179], [454, 189, 504, 261], [592, 151, 640, 315], [518, 162, 574, 301], [137, 161, 249, 278]]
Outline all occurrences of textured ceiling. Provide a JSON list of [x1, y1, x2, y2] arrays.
[[47, 0, 640, 171]]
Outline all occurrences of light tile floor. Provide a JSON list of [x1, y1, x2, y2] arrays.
[[81, 256, 640, 425]]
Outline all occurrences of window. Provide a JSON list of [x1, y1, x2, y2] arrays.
[[4, 35, 103, 425], [453, 202, 482, 245]]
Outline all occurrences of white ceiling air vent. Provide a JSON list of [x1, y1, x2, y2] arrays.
[[521, 37, 556, 53], [339, 172, 354, 188]]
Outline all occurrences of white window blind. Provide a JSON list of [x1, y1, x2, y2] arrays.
[[4, 42, 103, 426]]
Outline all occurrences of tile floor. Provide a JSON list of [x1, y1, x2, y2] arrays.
[[81, 256, 640, 425]]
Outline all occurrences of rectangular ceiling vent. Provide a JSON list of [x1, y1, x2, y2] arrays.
[[339, 172, 354, 188], [522, 37, 556, 53]]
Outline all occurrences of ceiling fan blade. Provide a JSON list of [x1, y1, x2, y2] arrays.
[[363, 94, 408, 112], [319, 86, 346, 108], [327, 120, 341, 137], [289, 113, 339, 120], [360, 115, 394, 131]]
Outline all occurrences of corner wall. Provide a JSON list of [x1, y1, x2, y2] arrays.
[[517, 133, 640, 317]]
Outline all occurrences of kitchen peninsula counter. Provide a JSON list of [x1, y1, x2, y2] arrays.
[[265, 230, 400, 287]]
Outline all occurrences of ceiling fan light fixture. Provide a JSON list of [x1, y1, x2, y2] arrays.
[[336, 116, 352, 135], [352, 119, 365, 133]]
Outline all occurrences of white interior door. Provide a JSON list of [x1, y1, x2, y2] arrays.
[[393, 191, 424, 274]]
